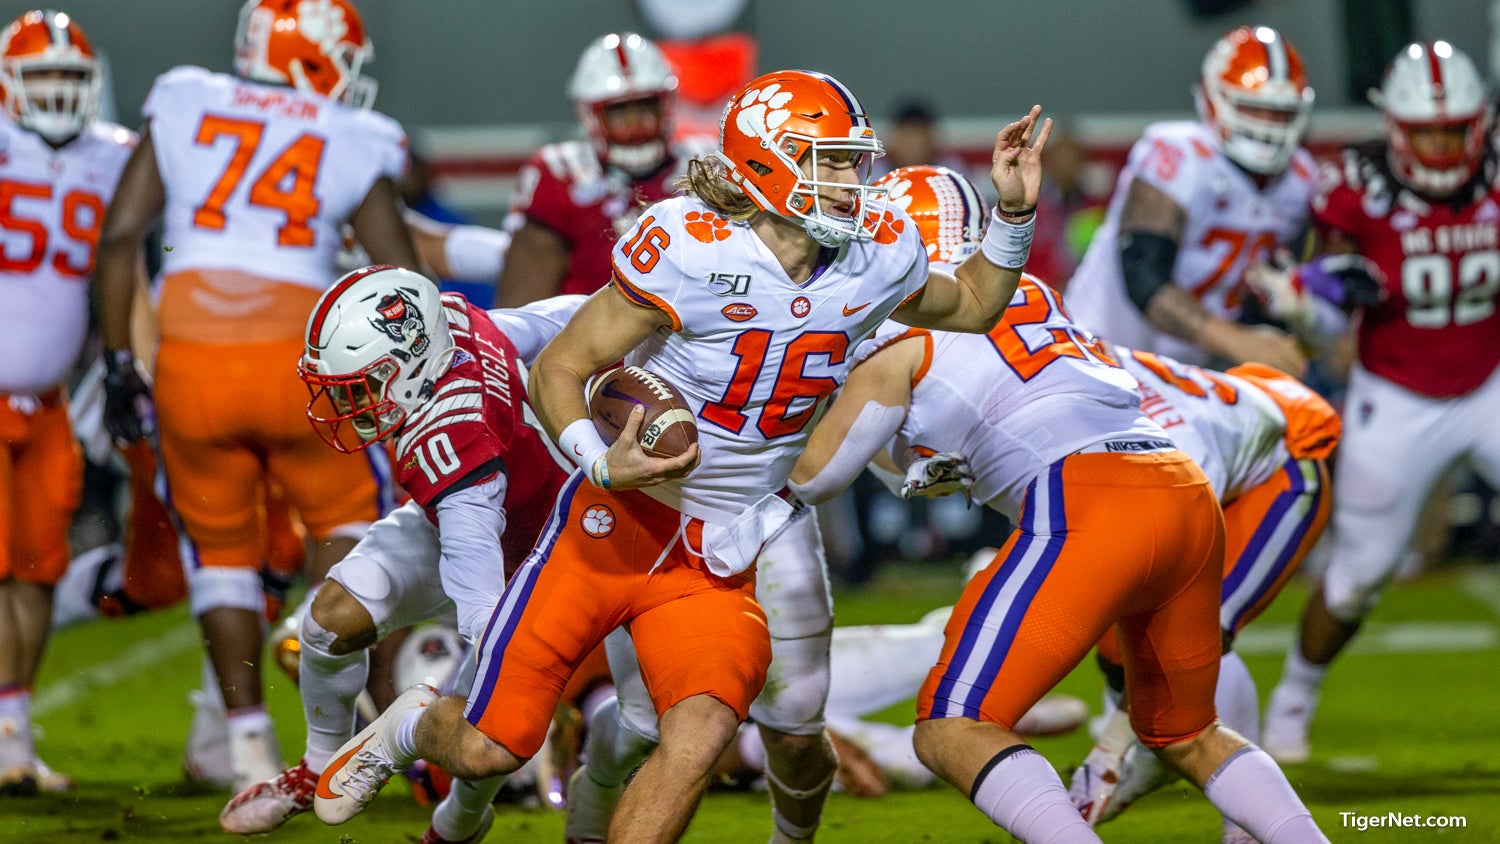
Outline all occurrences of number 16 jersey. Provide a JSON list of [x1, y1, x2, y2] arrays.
[[611, 194, 928, 524]]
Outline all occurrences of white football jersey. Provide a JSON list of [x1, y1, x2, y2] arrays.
[[856, 275, 1167, 519], [143, 66, 406, 290], [1114, 345, 1288, 501], [0, 116, 135, 393], [1064, 121, 1315, 365], [613, 194, 929, 523]]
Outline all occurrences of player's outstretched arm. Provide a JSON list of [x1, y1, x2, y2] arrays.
[[789, 336, 923, 504], [895, 107, 1051, 333], [530, 286, 698, 490], [351, 176, 424, 273], [495, 221, 570, 308]]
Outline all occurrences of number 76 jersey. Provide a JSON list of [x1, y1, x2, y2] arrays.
[[143, 65, 406, 289], [611, 194, 929, 524]]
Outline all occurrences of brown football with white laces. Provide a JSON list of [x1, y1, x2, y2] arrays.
[[588, 366, 698, 459]]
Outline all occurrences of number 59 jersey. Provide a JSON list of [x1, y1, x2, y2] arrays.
[[143, 65, 406, 290], [0, 117, 135, 394], [611, 194, 929, 524]]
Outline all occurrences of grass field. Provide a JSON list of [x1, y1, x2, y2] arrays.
[[10, 559, 1500, 843]]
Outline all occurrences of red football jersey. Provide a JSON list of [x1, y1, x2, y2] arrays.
[[1312, 142, 1500, 397], [393, 293, 569, 575], [508, 139, 691, 296]]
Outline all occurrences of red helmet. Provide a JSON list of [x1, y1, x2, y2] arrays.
[[234, 0, 375, 107], [1371, 41, 1493, 197], [0, 9, 100, 144], [568, 32, 678, 177], [1196, 26, 1314, 175], [872, 165, 986, 265], [716, 69, 885, 247]]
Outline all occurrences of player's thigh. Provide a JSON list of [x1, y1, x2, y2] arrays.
[[326, 501, 449, 639], [1220, 457, 1331, 635], [266, 433, 391, 542], [1464, 366, 1500, 487], [10, 402, 80, 584]]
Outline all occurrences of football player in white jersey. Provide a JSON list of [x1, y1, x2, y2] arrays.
[[313, 70, 1051, 843], [92, 0, 416, 792], [0, 8, 135, 795], [787, 165, 1328, 842], [1063, 25, 1314, 376]]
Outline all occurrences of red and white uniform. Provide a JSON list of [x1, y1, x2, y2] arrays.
[[507, 139, 703, 296], [0, 114, 133, 586], [1117, 347, 1337, 634], [1309, 143, 1500, 619], [1064, 121, 1315, 365]]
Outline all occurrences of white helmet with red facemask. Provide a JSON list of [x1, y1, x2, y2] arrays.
[[1371, 41, 1493, 197], [569, 32, 678, 177], [299, 266, 454, 453]]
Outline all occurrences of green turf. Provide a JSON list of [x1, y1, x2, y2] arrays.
[[14, 561, 1500, 842]]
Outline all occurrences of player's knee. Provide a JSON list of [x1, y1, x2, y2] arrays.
[[308, 580, 377, 654], [749, 632, 830, 734], [187, 566, 264, 616], [1321, 566, 1385, 622]]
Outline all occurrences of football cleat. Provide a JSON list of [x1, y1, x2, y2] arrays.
[[1261, 683, 1316, 764], [1068, 745, 1123, 826], [219, 759, 317, 833], [31, 756, 72, 793], [315, 683, 436, 824], [420, 805, 495, 844], [0, 764, 38, 797]]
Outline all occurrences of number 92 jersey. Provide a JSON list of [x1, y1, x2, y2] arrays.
[[0, 117, 135, 394], [611, 194, 929, 524], [1311, 141, 1500, 397], [143, 65, 406, 290]]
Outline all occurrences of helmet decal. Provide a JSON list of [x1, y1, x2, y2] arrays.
[[370, 289, 431, 357]]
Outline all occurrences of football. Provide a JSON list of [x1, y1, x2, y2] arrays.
[[589, 365, 699, 459]]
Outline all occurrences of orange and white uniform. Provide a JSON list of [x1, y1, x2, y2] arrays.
[[857, 276, 1225, 747], [1117, 347, 1338, 635], [0, 114, 134, 586], [1064, 121, 1314, 365], [143, 65, 403, 612], [464, 194, 930, 757]]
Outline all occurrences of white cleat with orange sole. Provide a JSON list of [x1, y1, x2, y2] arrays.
[[315, 684, 437, 824]]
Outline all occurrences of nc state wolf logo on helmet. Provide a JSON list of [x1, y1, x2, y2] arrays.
[[369, 290, 431, 361]]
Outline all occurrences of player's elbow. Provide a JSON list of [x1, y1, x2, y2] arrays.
[[1120, 231, 1179, 314]]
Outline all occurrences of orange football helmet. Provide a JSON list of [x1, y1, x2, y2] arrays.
[[1196, 25, 1314, 175], [716, 69, 885, 247], [233, 0, 375, 108], [0, 9, 100, 144], [872, 165, 986, 265]]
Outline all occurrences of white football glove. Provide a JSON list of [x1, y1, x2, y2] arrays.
[[1243, 260, 1313, 330], [900, 452, 974, 500]]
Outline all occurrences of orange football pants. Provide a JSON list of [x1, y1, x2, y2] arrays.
[[919, 450, 1225, 748], [0, 389, 81, 586], [465, 473, 771, 758]]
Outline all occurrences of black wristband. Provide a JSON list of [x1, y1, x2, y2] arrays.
[[996, 204, 1037, 219], [104, 348, 135, 376]]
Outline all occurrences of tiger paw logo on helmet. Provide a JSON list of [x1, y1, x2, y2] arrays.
[[581, 505, 615, 538], [733, 84, 795, 142], [685, 211, 731, 243], [368, 290, 430, 359], [295, 0, 349, 50]]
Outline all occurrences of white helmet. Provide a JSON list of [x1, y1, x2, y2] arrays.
[[299, 265, 454, 453], [1370, 41, 1492, 197], [393, 624, 466, 692], [1196, 25, 1314, 175], [568, 32, 678, 176]]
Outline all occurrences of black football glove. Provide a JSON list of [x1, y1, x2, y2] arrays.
[[102, 349, 155, 444], [1297, 253, 1386, 313]]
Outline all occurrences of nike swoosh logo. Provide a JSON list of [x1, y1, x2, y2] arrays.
[[842, 301, 872, 317], [316, 738, 369, 799]]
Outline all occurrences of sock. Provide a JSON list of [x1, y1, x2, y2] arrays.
[[227, 705, 281, 784], [1281, 642, 1329, 693], [1215, 651, 1260, 744], [970, 745, 1101, 842], [393, 709, 422, 764], [1203, 747, 1328, 843], [565, 697, 655, 841], [431, 775, 505, 840], [0, 686, 32, 767], [765, 761, 833, 842], [298, 614, 369, 774]]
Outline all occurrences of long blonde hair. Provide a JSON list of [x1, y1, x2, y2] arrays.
[[680, 156, 759, 221]]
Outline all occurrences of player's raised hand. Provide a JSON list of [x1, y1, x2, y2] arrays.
[[991, 105, 1051, 215], [602, 405, 699, 489]]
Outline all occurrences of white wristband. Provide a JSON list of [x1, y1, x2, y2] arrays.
[[559, 418, 611, 487], [443, 224, 511, 282], [981, 209, 1035, 270]]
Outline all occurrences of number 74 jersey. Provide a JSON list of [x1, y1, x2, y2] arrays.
[[143, 65, 406, 289], [611, 194, 929, 524]]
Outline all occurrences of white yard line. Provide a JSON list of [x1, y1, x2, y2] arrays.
[[1236, 621, 1499, 656], [33, 623, 200, 717]]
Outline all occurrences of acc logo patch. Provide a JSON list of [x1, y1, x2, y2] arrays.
[[581, 505, 615, 538], [721, 303, 757, 322], [790, 296, 811, 318], [685, 210, 732, 243]]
